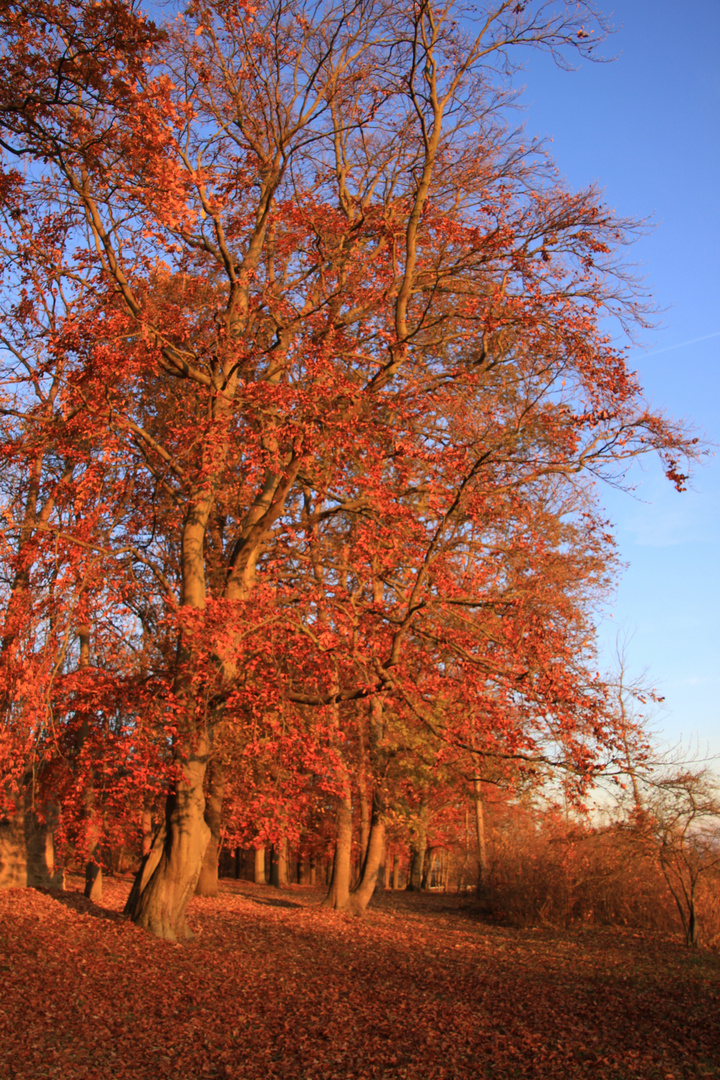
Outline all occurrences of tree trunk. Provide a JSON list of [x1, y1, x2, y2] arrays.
[[83, 810, 102, 903], [392, 852, 401, 890], [254, 845, 266, 885], [271, 836, 288, 887], [356, 769, 370, 884], [323, 779, 353, 911], [141, 806, 153, 857], [126, 747, 210, 941], [348, 794, 386, 915], [356, 790, 371, 887], [77, 620, 102, 903], [195, 759, 225, 897], [82, 752, 102, 902], [407, 821, 427, 892], [421, 845, 433, 890], [473, 777, 488, 894], [686, 901, 700, 948]]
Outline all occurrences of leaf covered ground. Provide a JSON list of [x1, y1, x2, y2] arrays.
[[1, 878, 719, 1080]]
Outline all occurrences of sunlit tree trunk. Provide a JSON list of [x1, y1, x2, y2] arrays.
[[254, 845, 266, 885], [195, 759, 225, 897], [348, 790, 386, 915], [355, 717, 370, 884], [129, 742, 210, 939], [392, 853, 401, 890], [127, 485, 216, 936], [323, 776, 353, 911], [271, 837, 289, 887], [141, 805, 153, 858]]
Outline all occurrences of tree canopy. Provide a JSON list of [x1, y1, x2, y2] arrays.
[[0, 0, 696, 939]]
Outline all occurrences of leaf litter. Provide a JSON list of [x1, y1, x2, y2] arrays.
[[1, 879, 719, 1080]]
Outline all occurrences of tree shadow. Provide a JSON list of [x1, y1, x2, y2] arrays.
[[34, 886, 127, 924], [242, 892, 303, 910]]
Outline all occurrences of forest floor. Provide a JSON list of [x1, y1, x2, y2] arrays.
[[1, 877, 719, 1080]]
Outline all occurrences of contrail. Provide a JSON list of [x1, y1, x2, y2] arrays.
[[638, 330, 720, 358]]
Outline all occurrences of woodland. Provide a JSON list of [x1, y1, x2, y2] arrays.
[[0, 0, 719, 1071]]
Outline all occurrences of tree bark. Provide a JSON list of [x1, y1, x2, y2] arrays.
[[392, 852, 401, 890], [254, 845, 266, 885], [348, 793, 386, 915], [76, 619, 102, 903], [355, 717, 370, 884], [407, 818, 428, 892], [420, 845, 432, 890], [687, 903, 700, 948], [323, 778, 353, 911], [126, 744, 210, 941], [141, 806, 153, 857], [83, 813, 102, 902], [473, 777, 488, 894], [270, 836, 288, 887], [195, 758, 225, 897]]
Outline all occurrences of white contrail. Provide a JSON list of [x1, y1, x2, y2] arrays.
[[638, 330, 720, 358]]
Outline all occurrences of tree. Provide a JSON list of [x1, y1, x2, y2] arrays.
[[645, 769, 720, 948], [0, 0, 695, 938]]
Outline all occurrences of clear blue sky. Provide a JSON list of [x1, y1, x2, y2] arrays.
[[519, 1, 720, 757]]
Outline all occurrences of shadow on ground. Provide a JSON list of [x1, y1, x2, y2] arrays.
[[35, 885, 128, 924]]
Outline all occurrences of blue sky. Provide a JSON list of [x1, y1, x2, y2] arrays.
[[519, 1, 719, 757]]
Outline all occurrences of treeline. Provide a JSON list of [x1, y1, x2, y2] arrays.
[[0, 0, 705, 943]]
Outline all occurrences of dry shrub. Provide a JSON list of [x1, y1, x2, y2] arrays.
[[483, 806, 720, 945]]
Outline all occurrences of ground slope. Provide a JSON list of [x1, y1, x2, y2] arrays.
[[0, 879, 718, 1079]]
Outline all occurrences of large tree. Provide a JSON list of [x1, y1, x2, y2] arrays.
[[0, 0, 694, 937]]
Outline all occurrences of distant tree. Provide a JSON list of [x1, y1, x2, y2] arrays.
[[646, 769, 720, 948]]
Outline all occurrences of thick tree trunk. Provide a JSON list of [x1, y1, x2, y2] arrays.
[[356, 731, 370, 885], [392, 852, 401, 890], [407, 825, 427, 892], [127, 747, 210, 941], [270, 837, 288, 887], [348, 801, 386, 915], [323, 780, 353, 911], [141, 806, 153, 857], [355, 785, 370, 886], [195, 759, 225, 897], [420, 845, 432, 890], [254, 845, 266, 885], [298, 859, 310, 885]]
